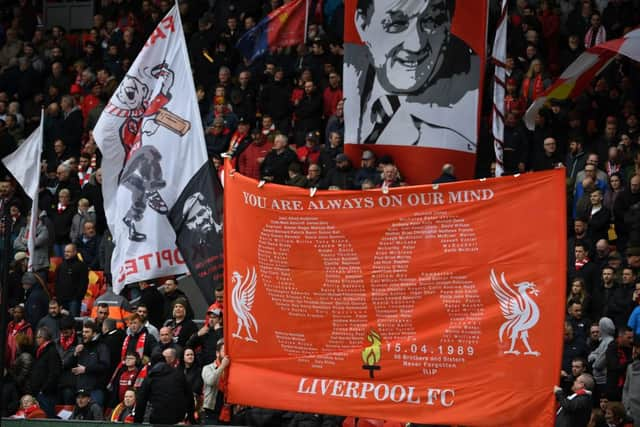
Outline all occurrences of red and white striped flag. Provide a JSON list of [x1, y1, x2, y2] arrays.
[[525, 28, 640, 130]]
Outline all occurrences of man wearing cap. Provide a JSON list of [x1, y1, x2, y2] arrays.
[[296, 131, 322, 172], [355, 150, 379, 187], [227, 117, 252, 159], [237, 128, 273, 180], [260, 134, 297, 184], [22, 272, 48, 328], [70, 389, 104, 420], [161, 278, 193, 321], [205, 116, 232, 157], [322, 153, 357, 190], [187, 308, 223, 365]]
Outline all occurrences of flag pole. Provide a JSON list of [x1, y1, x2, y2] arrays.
[[0, 189, 12, 370], [304, 0, 310, 44]]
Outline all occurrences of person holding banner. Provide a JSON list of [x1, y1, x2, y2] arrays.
[[347, 0, 479, 150]]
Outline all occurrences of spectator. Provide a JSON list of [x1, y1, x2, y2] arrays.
[[238, 128, 272, 180], [57, 315, 80, 405], [305, 163, 323, 188], [5, 305, 33, 367], [182, 347, 203, 403], [100, 318, 126, 378], [134, 304, 159, 341], [626, 281, 640, 336], [55, 243, 89, 317], [521, 59, 551, 106], [293, 80, 323, 146], [138, 281, 164, 328], [134, 354, 196, 424], [322, 153, 356, 190], [161, 278, 193, 321], [70, 389, 104, 421], [187, 308, 223, 366], [554, 373, 595, 427], [13, 213, 50, 277], [589, 317, 616, 399], [260, 133, 297, 184], [11, 394, 46, 419], [51, 189, 76, 257], [21, 272, 48, 329], [110, 389, 136, 423], [606, 327, 634, 401], [68, 320, 110, 406], [69, 198, 96, 243], [355, 150, 379, 188], [36, 300, 63, 341], [432, 164, 458, 184], [151, 326, 180, 364], [202, 339, 230, 425], [31, 326, 61, 418], [592, 267, 617, 321], [163, 298, 198, 348], [122, 314, 157, 364], [285, 162, 308, 188], [108, 352, 140, 408], [623, 340, 640, 427], [75, 221, 101, 269]]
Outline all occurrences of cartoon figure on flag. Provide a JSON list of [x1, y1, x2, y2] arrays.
[[104, 61, 191, 242]]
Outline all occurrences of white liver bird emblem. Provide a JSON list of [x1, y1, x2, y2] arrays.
[[490, 269, 541, 356], [231, 267, 258, 343]]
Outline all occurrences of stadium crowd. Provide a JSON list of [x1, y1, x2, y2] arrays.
[[1, 0, 640, 426]]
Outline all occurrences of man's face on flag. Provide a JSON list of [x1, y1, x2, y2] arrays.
[[356, 0, 452, 93]]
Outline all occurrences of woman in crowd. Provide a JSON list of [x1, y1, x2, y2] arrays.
[[182, 347, 203, 419], [163, 298, 197, 348], [521, 59, 552, 106]]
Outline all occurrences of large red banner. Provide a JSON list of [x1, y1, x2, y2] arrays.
[[224, 168, 566, 426]]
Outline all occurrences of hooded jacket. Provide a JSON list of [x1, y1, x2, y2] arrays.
[[589, 317, 615, 384]]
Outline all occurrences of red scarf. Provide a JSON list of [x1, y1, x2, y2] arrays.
[[59, 334, 75, 351], [575, 257, 589, 271], [134, 364, 149, 388], [121, 331, 146, 361], [617, 346, 630, 387], [57, 203, 67, 214], [36, 341, 50, 358]]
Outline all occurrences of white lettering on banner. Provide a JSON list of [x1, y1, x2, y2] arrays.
[[257, 217, 368, 368], [239, 189, 494, 212], [371, 212, 485, 376], [447, 189, 494, 203], [255, 213, 484, 375], [296, 378, 452, 406], [116, 248, 185, 283]]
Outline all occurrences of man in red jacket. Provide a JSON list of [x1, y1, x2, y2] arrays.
[[237, 129, 272, 180]]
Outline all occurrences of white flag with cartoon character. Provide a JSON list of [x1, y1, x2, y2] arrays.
[[94, 6, 223, 299]]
